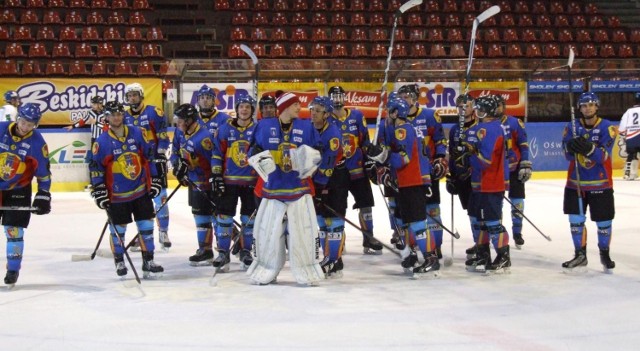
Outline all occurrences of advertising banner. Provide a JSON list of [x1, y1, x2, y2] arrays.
[[0, 78, 162, 125], [466, 81, 527, 117], [259, 82, 324, 118], [591, 81, 640, 92], [181, 82, 254, 118], [527, 81, 585, 93], [395, 82, 461, 118]]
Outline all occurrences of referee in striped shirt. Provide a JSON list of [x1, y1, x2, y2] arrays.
[[65, 95, 106, 191]]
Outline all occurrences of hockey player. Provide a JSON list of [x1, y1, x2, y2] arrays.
[[64, 95, 106, 191], [258, 94, 277, 119], [494, 95, 531, 248], [210, 95, 258, 271], [561, 92, 617, 272], [246, 91, 324, 286], [90, 101, 164, 279], [124, 83, 172, 250], [328, 85, 382, 254], [0, 103, 52, 286], [170, 103, 218, 266], [0, 90, 20, 122], [447, 94, 479, 257], [196, 84, 231, 135], [309, 96, 343, 277], [398, 84, 448, 259], [619, 92, 640, 180], [462, 96, 512, 274], [368, 98, 436, 277]]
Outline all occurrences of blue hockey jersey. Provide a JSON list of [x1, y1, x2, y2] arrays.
[[213, 119, 258, 186], [125, 104, 169, 154], [0, 122, 51, 192]]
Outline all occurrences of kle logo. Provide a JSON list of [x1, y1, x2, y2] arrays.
[[48, 140, 89, 164]]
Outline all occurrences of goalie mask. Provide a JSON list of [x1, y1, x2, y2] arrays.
[[329, 86, 346, 109]]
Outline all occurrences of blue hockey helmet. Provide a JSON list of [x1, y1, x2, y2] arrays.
[[577, 92, 599, 107], [310, 96, 333, 115], [4, 90, 18, 102], [386, 97, 410, 119], [197, 84, 216, 99], [17, 103, 42, 125], [235, 94, 256, 117]]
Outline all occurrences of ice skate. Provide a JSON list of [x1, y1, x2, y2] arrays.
[[562, 248, 588, 274], [189, 248, 214, 266], [412, 253, 441, 279], [212, 250, 230, 273], [142, 252, 164, 279], [485, 246, 511, 275], [362, 235, 383, 255], [465, 245, 490, 273], [599, 247, 615, 273], [401, 250, 418, 274], [158, 230, 171, 251], [390, 230, 405, 250], [4, 270, 19, 288], [513, 234, 525, 249], [114, 254, 128, 277], [321, 257, 344, 279], [239, 249, 253, 270], [466, 244, 478, 259]]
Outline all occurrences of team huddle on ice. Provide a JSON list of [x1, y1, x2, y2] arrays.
[[0, 83, 622, 287]]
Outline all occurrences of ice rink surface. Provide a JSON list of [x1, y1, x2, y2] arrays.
[[1, 178, 639, 351]]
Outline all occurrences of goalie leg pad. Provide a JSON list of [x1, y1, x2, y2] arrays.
[[285, 194, 324, 285], [246, 198, 287, 285]]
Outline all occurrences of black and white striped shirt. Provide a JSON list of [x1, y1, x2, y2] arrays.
[[74, 109, 106, 140]]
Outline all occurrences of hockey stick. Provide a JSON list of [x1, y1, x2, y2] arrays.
[[425, 204, 460, 239], [372, 0, 423, 145], [184, 178, 243, 229], [567, 48, 586, 218], [105, 210, 143, 288], [321, 201, 401, 258], [503, 196, 552, 242], [0, 206, 38, 211], [451, 193, 455, 260], [240, 44, 259, 124], [71, 221, 109, 261]]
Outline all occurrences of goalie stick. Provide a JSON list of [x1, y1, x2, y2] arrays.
[[240, 44, 259, 123]]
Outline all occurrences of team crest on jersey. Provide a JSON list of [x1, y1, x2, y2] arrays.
[[608, 125, 617, 139], [477, 128, 487, 141], [201, 138, 213, 151], [275, 143, 294, 172], [341, 134, 358, 158], [116, 152, 142, 180], [41, 144, 49, 158], [329, 137, 340, 151], [0, 152, 23, 180], [92, 142, 100, 155], [395, 128, 406, 141], [434, 111, 442, 123], [230, 140, 250, 167]]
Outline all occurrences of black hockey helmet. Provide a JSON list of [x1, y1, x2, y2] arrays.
[[174, 103, 198, 121], [259, 94, 276, 110], [398, 84, 420, 100], [104, 101, 125, 115], [328, 85, 346, 109], [90, 95, 105, 104], [455, 93, 474, 106], [473, 96, 498, 119]]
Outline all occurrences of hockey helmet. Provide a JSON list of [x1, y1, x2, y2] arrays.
[[492, 94, 506, 107], [4, 90, 19, 102], [197, 84, 216, 99], [259, 94, 276, 110], [17, 103, 42, 125], [386, 97, 410, 119], [473, 96, 498, 119], [104, 101, 125, 116], [124, 83, 144, 99], [398, 84, 420, 100], [90, 95, 105, 105], [235, 95, 256, 118], [174, 103, 198, 121], [455, 93, 474, 106], [577, 92, 600, 107], [328, 85, 346, 109], [310, 96, 334, 115]]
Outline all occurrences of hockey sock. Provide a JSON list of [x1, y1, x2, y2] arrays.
[[108, 223, 127, 255], [325, 217, 346, 262], [510, 198, 524, 236], [387, 197, 400, 231], [486, 220, 509, 250], [194, 215, 214, 249], [4, 226, 24, 272], [426, 204, 443, 249], [596, 220, 613, 250], [358, 207, 374, 239], [317, 215, 327, 253], [569, 214, 587, 250], [240, 214, 254, 251], [135, 219, 155, 252], [153, 188, 170, 232], [470, 216, 480, 244], [215, 214, 234, 252], [408, 220, 431, 256]]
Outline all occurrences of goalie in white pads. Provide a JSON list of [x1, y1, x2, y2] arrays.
[[247, 92, 324, 286]]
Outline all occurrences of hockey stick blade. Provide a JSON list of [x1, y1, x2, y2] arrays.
[[567, 48, 575, 69], [71, 254, 92, 262], [239, 44, 258, 66], [0, 206, 37, 211], [475, 5, 501, 24], [397, 0, 422, 14]]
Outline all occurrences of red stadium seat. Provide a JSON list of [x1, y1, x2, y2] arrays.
[[585, 3, 599, 15], [228, 43, 243, 58], [46, 60, 66, 75], [251, 13, 268, 26], [543, 43, 560, 58], [14, 25, 33, 41], [114, 60, 134, 76], [132, 0, 151, 10], [351, 43, 368, 57], [291, 43, 307, 58], [461, 0, 475, 12], [5, 43, 26, 58], [612, 29, 628, 43], [409, 43, 426, 57], [450, 43, 466, 58], [22, 60, 43, 76], [590, 16, 605, 28], [554, 15, 569, 27], [331, 0, 346, 11], [91, 60, 108, 75], [607, 16, 621, 28], [349, 0, 364, 11], [331, 43, 348, 58], [618, 44, 634, 58], [430, 43, 446, 58], [631, 29, 640, 43], [572, 15, 586, 28], [446, 28, 463, 42], [65, 10, 84, 25], [521, 29, 537, 42], [311, 43, 329, 58], [594, 29, 609, 43], [28, 42, 49, 58], [146, 27, 164, 41], [531, 1, 546, 14], [392, 43, 407, 58], [580, 43, 597, 58], [52, 42, 73, 58], [487, 43, 504, 58], [0, 25, 10, 40], [107, 11, 126, 25], [42, 10, 62, 24], [506, 43, 523, 58], [576, 29, 591, 42], [291, 12, 308, 26], [387, 0, 401, 12], [136, 61, 156, 76], [254, 0, 268, 10], [270, 43, 287, 58], [291, 28, 308, 41], [351, 28, 367, 41], [250, 43, 266, 57], [231, 12, 247, 25], [75, 42, 95, 58], [86, 10, 105, 25], [103, 27, 122, 41], [566, 1, 582, 15], [20, 10, 39, 24], [311, 13, 328, 26], [292, 0, 307, 11], [499, 14, 515, 27], [502, 28, 518, 42], [539, 29, 555, 42], [273, 0, 288, 11], [425, 0, 439, 12], [484, 28, 500, 42], [513, 1, 528, 13], [393, 28, 405, 41], [442, 0, 457, 12], [330, 13, 346, 27], [0, 59, 19, 75], [70, 0, 88, 8], [129, 11, 147, 26], [599, 44, 615, 58], [81, 26, 100, 41], [536, 15, 551, 27], [427, 28, 443, 42], [408, 28, 423, 41], [59, 26, 79, 41], [270, 27, 287, 41], [444, 13, 460, 27], [141, 43, 162, 58], [28, 0, 45, 7], [369, 13, 385, 27], [349, 13, 365, 26], [311, 27, 328, 41], [472, 43, 485, 58], [368, 0, 383, 11], [525, 43, 542, 58], [1, 10, 18, 24], [91, 0, 109, 8], [518, 15, 533, 27], [407, 13, 422, 27], [230, 27, 246, 41], [120, 43, 140, 58], [371, 28, 387, 42], [550, 1, 564, 14], [272, 12, 288, 26], [558, 29, 573, 43], [125, 27, 143, 41], [312, 0, 327, 11], [331, 28, 347, 42], [233, 0, 249, 10], [251, 27, 267, 41], [5, 0, 23, 8], [97, 42, 117, 58]]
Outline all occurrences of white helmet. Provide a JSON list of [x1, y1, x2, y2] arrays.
[[125, 83, 144, 99]]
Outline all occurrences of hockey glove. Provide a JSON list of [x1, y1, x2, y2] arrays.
[[32, 190, 51, 215], [431, 155, 448, 180], [445, 175, 458, 195], [367, 143, 389, 164], [364, 157, 378, 184], [518, 160, 533, 183], [377, 166, 398, 193], [173, 158, 189, 183], [209, 172, 225, 196], [313, 182, 329, 205], [150, 177, 162, 198], [155, 154, 168, 178], [91, 183, 110, 210], [567, 137, 595, 157], [248, 150, 276, 182]]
